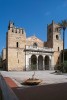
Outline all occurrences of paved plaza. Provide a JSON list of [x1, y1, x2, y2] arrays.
[[1, 70, 67, 86], [1, 71, 67, 100]]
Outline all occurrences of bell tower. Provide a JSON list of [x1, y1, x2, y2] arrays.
[[6, 21, 26, 71], [47, 21, 63, 66]]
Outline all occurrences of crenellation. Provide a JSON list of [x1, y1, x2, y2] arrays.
[[16, 28, 19, 33], [10, 27, 25, 34], [8, 22, 14, 29], [8, 21, 25, 35]]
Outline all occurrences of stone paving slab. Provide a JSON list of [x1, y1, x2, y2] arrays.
[[1, 71, 67, 86]]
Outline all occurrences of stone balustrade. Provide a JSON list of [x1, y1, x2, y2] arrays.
[[26, 45, 54, 52]]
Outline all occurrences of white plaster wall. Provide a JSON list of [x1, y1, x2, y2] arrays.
[[26, 54, 31, 70]]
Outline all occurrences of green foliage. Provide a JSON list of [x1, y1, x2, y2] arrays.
[[31, 64, 37, 70], [56, 61, 67, 73], [0, 55, 1, 62], [0, 55, 2, 62], [58, 20, 67, 30], [56, 65, 63, 72], [63, 61, 67, 72]]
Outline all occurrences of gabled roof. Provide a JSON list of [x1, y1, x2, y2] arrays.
[[26, 35, 43, 43]]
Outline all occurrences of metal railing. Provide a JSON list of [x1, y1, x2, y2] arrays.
[[26, 65, 55, 71]]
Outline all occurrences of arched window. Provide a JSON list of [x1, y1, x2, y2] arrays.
[[33, 43, 37, 48], [16, 42, 19, 48], [56, 35, 59, 40]]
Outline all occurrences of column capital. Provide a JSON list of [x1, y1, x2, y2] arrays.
[[49, 55, 51, 60], [29, 54, 32, 58], [43, 55, 46, 58], [36, 55, 39, 59]]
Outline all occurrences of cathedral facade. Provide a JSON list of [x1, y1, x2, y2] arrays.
[[2, 21, 63, 71]]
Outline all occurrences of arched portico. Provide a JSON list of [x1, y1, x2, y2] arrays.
[[38, 55, 43, 70], [28, 54, 52, 70]]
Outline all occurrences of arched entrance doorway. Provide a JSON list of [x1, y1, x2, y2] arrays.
[[45, 56, 49, 70], [31, 55, 37, 70], [38, 55, 43, 70]]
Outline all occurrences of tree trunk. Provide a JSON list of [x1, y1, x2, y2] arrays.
[[63, 29, 65, 64]]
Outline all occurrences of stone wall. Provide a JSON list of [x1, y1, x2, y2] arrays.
[[6, 22, 26, 71], [26, 36, 44, 47]]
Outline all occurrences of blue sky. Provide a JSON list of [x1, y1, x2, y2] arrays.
[[0, 0, 67, 53]]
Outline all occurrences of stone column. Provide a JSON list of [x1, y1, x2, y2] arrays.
[[43, 58, 44, 70], [49, 56, 51, 70], [36, 55, 38, 70], [43, 55, 45, 70], [51, 55, 54, 70], [29, 58, 31, 70], [29, 55, 31, 70]]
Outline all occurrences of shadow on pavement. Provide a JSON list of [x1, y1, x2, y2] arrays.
[[12, 82, 67, 100]]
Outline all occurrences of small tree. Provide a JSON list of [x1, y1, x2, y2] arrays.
[[59, 20, 67, 64], [0, 55, 2, 67], [31, 64, 37, 70], [0, 55, 1, 61], [63, 61, 67, 72]]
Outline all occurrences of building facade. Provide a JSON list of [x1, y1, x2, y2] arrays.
[[2, 21, 63, 71]]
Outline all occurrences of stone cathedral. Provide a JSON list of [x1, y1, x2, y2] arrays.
[[2, 21, 63, 71]]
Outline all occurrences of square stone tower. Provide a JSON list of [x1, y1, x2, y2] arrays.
[[47, 21, 63, 66], [6, 22, 26, 71]]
